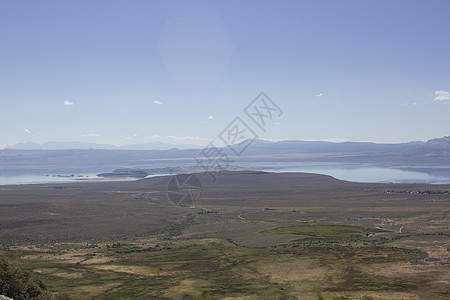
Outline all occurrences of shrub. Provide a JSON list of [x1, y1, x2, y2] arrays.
[[0, 257, 47, 300]]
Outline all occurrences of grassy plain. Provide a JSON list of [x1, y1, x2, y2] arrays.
[[0, 171, 449, 299]]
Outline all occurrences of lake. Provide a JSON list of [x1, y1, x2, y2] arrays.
[[255, 162, 450, 184], [1, 162, 450, 185]]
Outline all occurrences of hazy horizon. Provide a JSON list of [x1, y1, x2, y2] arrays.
[[2, 135, 444, 151]]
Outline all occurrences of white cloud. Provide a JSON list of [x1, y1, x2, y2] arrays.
[[434, 90, 450, 101], [80, 133, 100, 137], [153, 100, 162, 105], [0, 144, 8, 149], [64, 100, 74, 106], [315, 93, 324, 97], [401, 101, 418, 107], [120, 133, 139, 140], [145, 135, 163, 140], [119, 135, 133, 140], [201, 116, 215, 123], [24, 129, 31, 134]]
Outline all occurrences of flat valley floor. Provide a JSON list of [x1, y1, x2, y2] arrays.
[[0, 171, 449, 299]]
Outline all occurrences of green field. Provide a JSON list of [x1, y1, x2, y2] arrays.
[[1, 232, 432, 299], [261, 224, 388, 239]]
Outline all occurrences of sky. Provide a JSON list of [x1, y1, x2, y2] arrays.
[[1, 0, 450, 148]]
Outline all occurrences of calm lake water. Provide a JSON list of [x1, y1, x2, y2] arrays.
[[255, 162, 450, 184], [1, 162, 450, 185]]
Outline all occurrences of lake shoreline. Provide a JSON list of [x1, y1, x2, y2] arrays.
[[2, 162, 450, 185]]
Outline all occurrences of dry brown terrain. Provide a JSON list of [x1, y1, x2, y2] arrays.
[[0, 171, 449, 299]]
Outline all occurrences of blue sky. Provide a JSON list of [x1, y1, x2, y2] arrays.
[[1, 0, 450, 148]]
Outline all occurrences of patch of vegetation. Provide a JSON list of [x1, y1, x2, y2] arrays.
[[162, 214, 199, 239], [3, 236, 432, 299], [261, 224, 387, 240], [95, 240, 291, 299], [326, 265, 414, 292], [0, 256, 70, 300], [102, 242, 151, 256]]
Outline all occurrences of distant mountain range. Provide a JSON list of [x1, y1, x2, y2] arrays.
[[242, 136, 450, 165], [5, 141, 203, 150], [4, 138, 428, 152], [1, 137, 450, 169]]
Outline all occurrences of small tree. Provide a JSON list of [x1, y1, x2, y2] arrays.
[[0, 257, 48, 300]]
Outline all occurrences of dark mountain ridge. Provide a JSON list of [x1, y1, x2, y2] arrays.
[[1, 137, 449, 168]]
